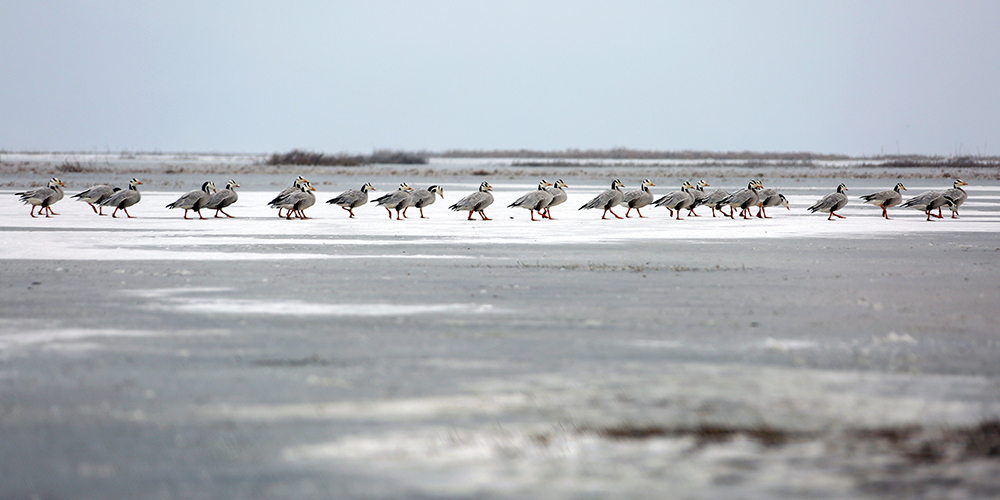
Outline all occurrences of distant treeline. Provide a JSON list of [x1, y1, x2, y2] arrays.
[[871, 156, 1000, 169], [255, 148, 1000, 168], [437, 148, 852, 161], [265, 149, 429, 166]]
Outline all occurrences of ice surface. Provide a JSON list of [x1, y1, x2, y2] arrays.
[[2, 184, 998, 263], [2, 172, 999, 499]]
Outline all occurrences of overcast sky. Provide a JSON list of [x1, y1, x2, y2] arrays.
[[2, 1, 998, 156]]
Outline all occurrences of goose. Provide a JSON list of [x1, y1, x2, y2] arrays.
[[859, 183, 906, 219], [620, 179, 656, 218], [901, 189, 952, 221], [507, 180, 554, 221], [686, 180, 711, 217], [696, 186, 732, 217], [720, 180, 762, 219], [449, 181, 494, 220], [98, 178, 143, 218], [270, 182, 317, 219], [270, 176, 309, 218], [652, 181, 696, 220], [406, 185, 444, 218], [754, 182, 789, 219], [542, 179, 569, 219], [205, 180, 240, 218], [579, 179, 625, 219], [72, 184, 120, 215], [371, 183, 414, 220], [166, 181, 217, 219], [808, 183, 849, 220], [942, 179, 969, 218], [16, 178, 66, 218], [326, 182, 376, 218]]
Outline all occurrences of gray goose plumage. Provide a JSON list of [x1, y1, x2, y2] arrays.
[[720, 180, 762, 219], [72, 184, 120, 215], [270, 176, 309, 218], [808, 183, 849, 220], [449, 181, 494, 220], [620, 179, 656, 218], [696, 186, 732, 217], [16, 178, 66, 218], [579, 179, 625, 219], [859, 182, 906, 219], [327, 182, 376, 218], [754, 182, 789, 219], [372, 183, 414, 220], [270, 181, 317, 219], [901, 189, 952, 221], [508, 180, 554, 221], [542, 179, 569, 219], [166, 181, 217, 219], [405, 185, 444, 218], [205, 180, 240, 218], [942, 179, 969, 218], [98, 178, 143, 218], [686, 180, 711, 216], [653, 181, 696, 220]]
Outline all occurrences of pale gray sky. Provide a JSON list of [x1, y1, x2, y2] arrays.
[[2, 1, 998, 156]]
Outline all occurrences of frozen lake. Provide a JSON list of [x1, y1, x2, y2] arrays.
[[2, 165, 1000, 499]]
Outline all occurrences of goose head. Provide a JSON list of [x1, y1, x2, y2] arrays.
[[778, 194, 790, 209]]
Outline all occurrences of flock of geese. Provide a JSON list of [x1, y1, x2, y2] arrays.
[[14, 176, 971, 222]]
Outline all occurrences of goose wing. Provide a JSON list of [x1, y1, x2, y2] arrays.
[[72, 185, 115, 203], [206, 189, 238, 210], [450, 191, 493, 211], [808, 192, 847, 213], [579, 189, 622, 210]]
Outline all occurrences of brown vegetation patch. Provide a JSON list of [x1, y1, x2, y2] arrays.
[[582, 423, 815, 447], [266, 149, 427, 166], [578, 420, 1000, 464], [249, 354, 332, 367]]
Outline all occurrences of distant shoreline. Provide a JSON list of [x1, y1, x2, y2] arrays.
[[3, 148, 999, 162], [2, 150, 999, 181]]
